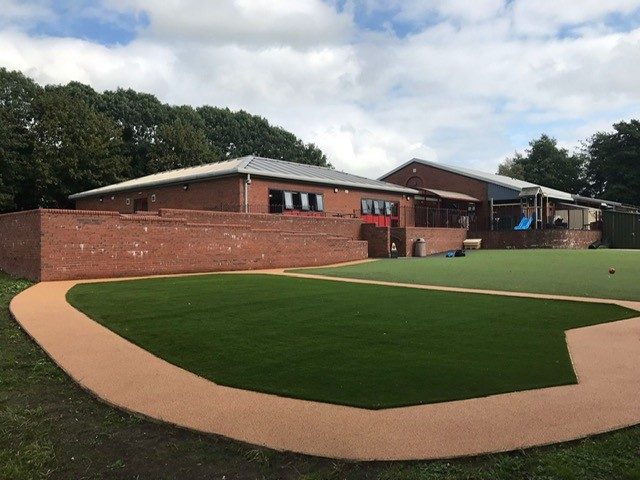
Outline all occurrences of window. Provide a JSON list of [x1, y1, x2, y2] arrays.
[[269, 190, 284, 213], [276, 189, 321, 213], [300, 192, 310, 211], [314, 194, 324, 212], [133, 198, 148, 212], [284, 191, 294, 209], [362, 198, 398, 216], [292, 192, 302, 209]]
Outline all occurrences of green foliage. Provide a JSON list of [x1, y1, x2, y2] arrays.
[[148, 106, 221, 173], [0, 68, 329, 212], [197, 105, 329, 166], [585, 120, 640, 206], [499, 125, 640, 205], [26, 88, 128, 209], [498, 134, 589, 194]]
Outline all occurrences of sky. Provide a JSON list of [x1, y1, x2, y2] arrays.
[[1, 0, 640, 178]]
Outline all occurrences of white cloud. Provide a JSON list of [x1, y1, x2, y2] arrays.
[[1, 0, 640, 177], [511, 0, 640, 36], [106, 0, 354, 47], [0, 0, 54, 25], [397, 0, 505, 24]]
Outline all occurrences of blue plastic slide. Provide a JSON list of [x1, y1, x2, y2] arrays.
[[514, 216, 533, 230], [513, 217, 527, 230]]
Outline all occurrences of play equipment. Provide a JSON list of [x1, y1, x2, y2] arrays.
[[513, 216, 533, 230]]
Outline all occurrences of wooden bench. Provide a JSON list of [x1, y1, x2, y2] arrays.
[[463, 238, 482, 250]]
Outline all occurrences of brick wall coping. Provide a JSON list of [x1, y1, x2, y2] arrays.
[[158, 208, 363, 223]]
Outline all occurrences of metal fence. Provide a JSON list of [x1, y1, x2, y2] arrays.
[[408, 206, 477, 229], [603, 210, 640, 248]]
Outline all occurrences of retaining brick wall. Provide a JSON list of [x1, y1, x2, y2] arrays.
[[472, 229, 602, 249], [361, 224, 390, 258], [158, 209, 363, 240], [391, 227, 467, 256], [0, 210, 41, 280], [0, 209, 368, 281], [360, 225, 467, 258]]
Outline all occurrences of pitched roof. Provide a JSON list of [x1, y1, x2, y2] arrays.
[[380, 157, 574, 201], [69, 156, 418, 200]]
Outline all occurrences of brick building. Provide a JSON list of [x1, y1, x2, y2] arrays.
[[71, 156, 417, 227], [380, 157, 624, 232]]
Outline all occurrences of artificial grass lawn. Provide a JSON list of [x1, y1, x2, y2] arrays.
[[67, 274, 635, 409], [294, 249, 640, 301], [4, 275, 640, 480]]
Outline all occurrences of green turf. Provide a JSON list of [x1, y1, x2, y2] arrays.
[[293, 249, 640, 300], [66, 274, 635, 409], [4, 272, 640, 479]]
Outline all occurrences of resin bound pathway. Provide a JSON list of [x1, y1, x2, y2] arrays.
[[9, 268, 640, 461]]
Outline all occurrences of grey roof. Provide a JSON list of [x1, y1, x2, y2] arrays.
[[70, 155, 418, 200], [380, 158, 574, 201], [420, 188, 480, 202]]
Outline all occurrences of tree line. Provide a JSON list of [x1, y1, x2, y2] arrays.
[[0, 68, 328, 212], [498, 120, 640, 206]]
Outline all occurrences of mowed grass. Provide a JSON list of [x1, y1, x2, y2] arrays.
[[294, 249, 640, 300], [67, 274, 634, 409]]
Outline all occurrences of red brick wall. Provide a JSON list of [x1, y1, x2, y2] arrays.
[[75, 176, 243, 213], [474, 230, 602, 249], [0, 209, 368, 281], [391, 227, 467, 256], [360, 224, 390, 258], [0, 210, 41, 280], [158, 209, 363, 240], [382, 162, 488, 201]]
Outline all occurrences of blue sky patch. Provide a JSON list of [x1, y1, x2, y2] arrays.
[[25, 1, 148, 45]]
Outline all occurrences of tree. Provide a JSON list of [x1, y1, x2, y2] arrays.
[[99, 88, 171, 178], [150, 121, 219, 173], [0, 68, 41, 212], [197, 106, 329, 166], [585, 120, 640, 205], [0, 68, 331, 212], [497, 153, 525, 180], [497, 134, 588, 194], [25, 89, 127, 209]]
